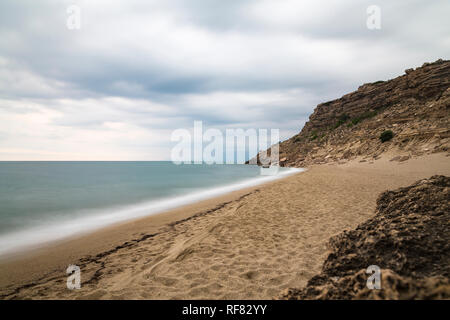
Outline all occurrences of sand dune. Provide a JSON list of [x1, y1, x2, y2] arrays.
[[0, 153, 449, 299]]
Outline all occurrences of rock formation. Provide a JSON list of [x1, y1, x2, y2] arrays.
[[252, 59, 450, 167], [279, 175, 450, 299]]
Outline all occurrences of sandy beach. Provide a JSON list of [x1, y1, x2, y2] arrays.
[[1, 153, 449, 299]]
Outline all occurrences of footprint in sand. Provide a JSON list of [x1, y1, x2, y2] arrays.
[[240, 270, 260, 280]]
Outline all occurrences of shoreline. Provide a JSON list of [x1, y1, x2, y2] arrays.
[[0, 166, 303, 260], [1, 153, 449, 299], [0, 167, 304, 292]]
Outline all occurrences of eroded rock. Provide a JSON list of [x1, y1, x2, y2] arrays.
[[279, 175, 450, 300], [251, 59, 450, 167]]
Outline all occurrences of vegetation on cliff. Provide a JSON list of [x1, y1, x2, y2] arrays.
[[253, 59, 450, 167]]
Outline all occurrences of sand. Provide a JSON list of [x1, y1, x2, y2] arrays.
[[0, 153, 449, 299]]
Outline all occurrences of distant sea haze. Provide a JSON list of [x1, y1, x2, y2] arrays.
[[0, 161, 302, 257]]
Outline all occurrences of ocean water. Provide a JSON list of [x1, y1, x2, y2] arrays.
[[0, 162, 301, 256]]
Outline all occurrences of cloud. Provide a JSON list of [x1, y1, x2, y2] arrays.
[[0, 0, 448, 160]]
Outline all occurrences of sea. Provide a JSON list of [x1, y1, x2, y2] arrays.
[[0, 161, 302, 257]]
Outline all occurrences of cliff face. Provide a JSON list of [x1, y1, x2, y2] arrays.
[[255, 59, 450, 167]]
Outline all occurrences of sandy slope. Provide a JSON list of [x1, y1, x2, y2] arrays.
[[0, 153, 449, 299]]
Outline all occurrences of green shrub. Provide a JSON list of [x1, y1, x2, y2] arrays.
[[379, 130, 394, 142], [334, 120, 344, 129], [310, 133, 318, 141], [362, 110, 377, 119], [333, 113, 350, 129], [350, 110, 377, 126], [351, 118, 360, 125], [338, 113, 350, 122]]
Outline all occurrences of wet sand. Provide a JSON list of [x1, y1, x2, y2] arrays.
[[0, 153, 449, 299]]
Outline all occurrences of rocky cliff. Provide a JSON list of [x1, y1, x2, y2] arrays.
[[253, 59, 450, 167]]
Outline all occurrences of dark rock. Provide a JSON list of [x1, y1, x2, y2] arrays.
[[279, 175, 450, 300]]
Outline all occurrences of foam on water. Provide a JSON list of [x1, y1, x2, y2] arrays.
[[0, 166, 303, 257]]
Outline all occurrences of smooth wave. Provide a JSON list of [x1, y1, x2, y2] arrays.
[[0, 167, 304, 258]]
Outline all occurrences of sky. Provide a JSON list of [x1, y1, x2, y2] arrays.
[[0, 0, 449, 160]]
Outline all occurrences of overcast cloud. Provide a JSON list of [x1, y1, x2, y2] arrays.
[[0, 0, 449, 160]]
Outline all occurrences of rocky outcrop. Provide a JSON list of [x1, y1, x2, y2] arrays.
[[252, 59, 450, 167], [279, 175, 450, 300]]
